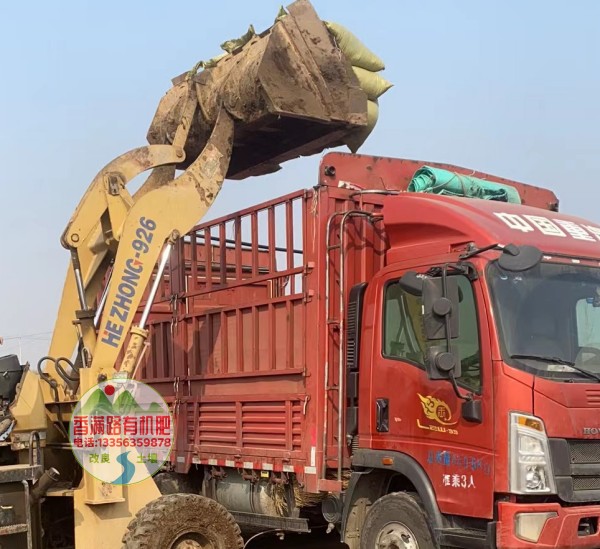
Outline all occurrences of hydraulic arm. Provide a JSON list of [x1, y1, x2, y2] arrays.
[[62, 96, 235, 383]]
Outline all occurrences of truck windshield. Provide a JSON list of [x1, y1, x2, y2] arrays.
[[487, 261, 600, 379]]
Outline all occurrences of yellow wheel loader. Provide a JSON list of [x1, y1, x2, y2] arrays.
[[0, 2, 389, 547]]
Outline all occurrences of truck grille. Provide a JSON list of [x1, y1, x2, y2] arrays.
[[550, 438, 600, 501], [573, 476, 600, 491], [569, 441, 600, 464]]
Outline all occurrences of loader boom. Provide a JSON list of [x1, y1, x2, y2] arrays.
[[33, 87, 236, 548], [38, 89, 233, 396]]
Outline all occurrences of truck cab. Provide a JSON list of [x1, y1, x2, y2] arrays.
[[340, 158, 600, 547]]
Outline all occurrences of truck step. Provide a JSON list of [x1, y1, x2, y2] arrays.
[[230, 511, 310, 533], [0, 464, 41, 484], [0, 523, 29, 536], [437, 527, 488, 549]]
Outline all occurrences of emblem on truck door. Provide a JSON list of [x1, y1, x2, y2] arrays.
[[417, 394, 459, 435]]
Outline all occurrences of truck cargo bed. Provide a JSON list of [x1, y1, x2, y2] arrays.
[[136, 177, 386, 492]]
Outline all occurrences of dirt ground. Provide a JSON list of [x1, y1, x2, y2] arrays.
[[245, 529, 348, 548]]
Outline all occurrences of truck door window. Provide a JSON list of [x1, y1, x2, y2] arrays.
[[383, 275, 482, 390], [383, 283, 425, 363]]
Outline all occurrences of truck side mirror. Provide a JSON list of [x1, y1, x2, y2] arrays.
[[422, 277, 461, 381], [422, 277, 459, 340], [497, 244, 542, 272]]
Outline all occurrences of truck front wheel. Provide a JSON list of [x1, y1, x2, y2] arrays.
[[360, 492, 437, 549], [122, 494, 244, 549]]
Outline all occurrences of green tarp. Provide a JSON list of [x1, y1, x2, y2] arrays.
[[408, 166, 521, 204]]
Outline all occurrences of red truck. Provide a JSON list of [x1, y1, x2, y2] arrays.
[[137, 151, 600, 548]]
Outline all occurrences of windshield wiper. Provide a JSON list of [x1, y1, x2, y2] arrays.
[[510, 354, 600, 383]]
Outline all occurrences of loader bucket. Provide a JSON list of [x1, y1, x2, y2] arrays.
[[147, 0, 374, 180]]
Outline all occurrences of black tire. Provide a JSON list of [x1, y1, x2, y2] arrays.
[[122, 494, 244, 549], [360, 492, 437, 549]]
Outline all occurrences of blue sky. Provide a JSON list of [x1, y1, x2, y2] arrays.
[[1, 1, 599, 362]]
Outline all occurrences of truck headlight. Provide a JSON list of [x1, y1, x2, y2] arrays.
[[509, 413, 556, 494]]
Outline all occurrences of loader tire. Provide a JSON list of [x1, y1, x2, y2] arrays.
[[122, 493, 243, 549]]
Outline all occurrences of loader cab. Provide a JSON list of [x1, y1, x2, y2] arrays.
[[0, 355, 23, 405], [0, 354, 23, 463]]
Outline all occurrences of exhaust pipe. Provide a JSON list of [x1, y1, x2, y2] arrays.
[[30, 468, 60, 504]]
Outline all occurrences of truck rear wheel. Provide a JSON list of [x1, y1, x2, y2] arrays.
[[360, 492, 437, 549], [122, 494, 244, 549]]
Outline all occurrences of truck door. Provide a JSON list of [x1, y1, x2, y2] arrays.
[[367, 270, 495, 519]]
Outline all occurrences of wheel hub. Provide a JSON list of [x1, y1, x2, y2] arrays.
[[376, 522, 419, 549], [174, 542, 204, 549], [172, 534, 213, 549]]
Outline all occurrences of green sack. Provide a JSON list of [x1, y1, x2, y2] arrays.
[[220, 25, 256, 54], [325, 21, 385, 72], [352, 66, 392, 100], [408, 166, 522, 204], [345, 99, 379, 153]]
